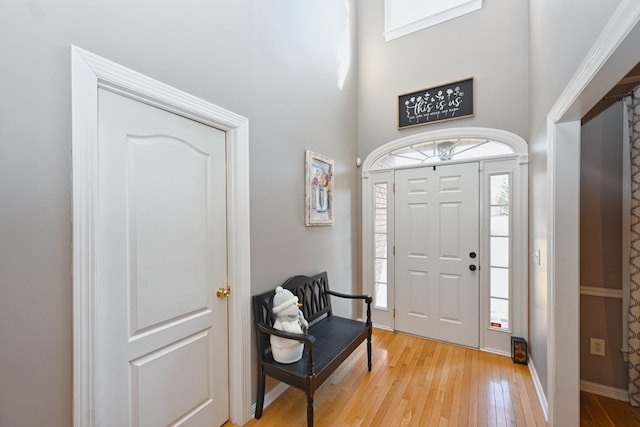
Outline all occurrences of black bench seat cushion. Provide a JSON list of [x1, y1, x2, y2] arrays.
[[264, 316, 368, 377]]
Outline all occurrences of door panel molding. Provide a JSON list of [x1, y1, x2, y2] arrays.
[[71, 46, 252, 426], [394, 163, 480, 347]]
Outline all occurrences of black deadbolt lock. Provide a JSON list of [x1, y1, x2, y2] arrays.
[[469, 265, 477, 271], [469, 252, 477, 259]]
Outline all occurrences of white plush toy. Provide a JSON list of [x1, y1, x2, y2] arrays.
[[271, 286, 309, 363]]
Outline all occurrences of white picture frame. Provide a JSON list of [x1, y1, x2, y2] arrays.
[[305, 150, 334, 226]]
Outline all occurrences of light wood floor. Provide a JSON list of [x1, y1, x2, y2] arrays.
[[226, 328, 547, 426], [580, 391, 640, 426]]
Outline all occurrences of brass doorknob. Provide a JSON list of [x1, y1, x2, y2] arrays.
[[217, 286, 231, 298]]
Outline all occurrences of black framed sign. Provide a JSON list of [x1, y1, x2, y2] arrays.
[[398, 77, 474, 129]]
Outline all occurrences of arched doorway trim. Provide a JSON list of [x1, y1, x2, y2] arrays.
[[362, 127, 527, 176]]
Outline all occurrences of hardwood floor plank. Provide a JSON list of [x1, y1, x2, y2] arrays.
[[579, 391, 640, 427], [418, 340, 444, 426], [445, 344, 464, 426], [457, 350, 474, 427], [229, 329, 547, 427], [520, 363, 547, 427], [413, 340, 441, 425], [477, 347, 489, 427]]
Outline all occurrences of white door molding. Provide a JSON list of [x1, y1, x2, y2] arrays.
[[361, 127, 529, 354], [546, 2, 640, 425], [71, 46, 252, 426]]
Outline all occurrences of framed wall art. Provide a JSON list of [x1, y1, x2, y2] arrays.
[[398, 77, 474, 129], [305, 150, 334, 226]]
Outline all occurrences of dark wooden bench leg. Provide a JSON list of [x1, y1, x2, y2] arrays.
[[255, 368, 266, 419], [367, 329, 372, 371], [307, 395, 314, 427]]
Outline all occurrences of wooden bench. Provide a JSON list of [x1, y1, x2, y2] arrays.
[[252, 271, 372, 427]]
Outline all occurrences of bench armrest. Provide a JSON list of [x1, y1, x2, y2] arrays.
[[326, 289, 373, 304], [256, 323, 317, 347], [326, 290, 373, 327], [256, 323, 319, 375]]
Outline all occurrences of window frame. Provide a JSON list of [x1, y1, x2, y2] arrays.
[[384, 0, 483, 41]]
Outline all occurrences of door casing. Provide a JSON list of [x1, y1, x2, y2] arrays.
[[71, 46, 252, 426], [361, 127, 528, 355]]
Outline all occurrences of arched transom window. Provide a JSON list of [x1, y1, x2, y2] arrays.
[[370, 137, 515, 170]]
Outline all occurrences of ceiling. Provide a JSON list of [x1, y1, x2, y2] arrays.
[[582, 62, 640, 124]]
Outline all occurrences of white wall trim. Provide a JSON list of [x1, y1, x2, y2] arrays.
[[71, 46, 252, 426], [581, 380, 629, 402], [372, 323, 394, 332], [547, 2, 640, 124], [528, 357, 549, 422], [547, 119, 582, 427], [545, 2, 640, 426], [479, 347, 510, 357], [580, 286, 624, 299]]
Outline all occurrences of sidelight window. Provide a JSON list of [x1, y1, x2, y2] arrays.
[[489, 173, 511, 330], [374, 182, 389, 309]]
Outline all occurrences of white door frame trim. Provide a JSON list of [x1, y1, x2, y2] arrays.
[[361, 127, 529, 353], [546, 2, 640, 425], [71, 46, 252, 426]]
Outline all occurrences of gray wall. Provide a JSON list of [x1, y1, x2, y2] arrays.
[[580, 102, 626, 390], [527, 0, 624, 397], [356, 0, 529, 160], [0, 1, 357, 426], [1, 1, 634, 425]]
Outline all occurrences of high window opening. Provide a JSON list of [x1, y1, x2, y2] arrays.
[[384, 0, 483, 41]]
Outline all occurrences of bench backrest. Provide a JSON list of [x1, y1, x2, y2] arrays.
[[253, 272, 333, 356]]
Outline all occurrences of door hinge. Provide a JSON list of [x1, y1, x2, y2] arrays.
[[393, 308, 396, 318], [393, 183, 396, 193], [393, 245, 396, 256]]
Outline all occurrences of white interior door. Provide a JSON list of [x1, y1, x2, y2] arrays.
[[96, 88, 229, 426], [395, 163, 479, 347]]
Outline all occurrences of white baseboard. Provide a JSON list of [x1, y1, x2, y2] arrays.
[[580, 380, 629, 402], [372, 323, 393, 331], [250, 382, 289, 418], [480, 347, 511, 357], [579, 285, 623, 299], [528, 357, 549, 422]]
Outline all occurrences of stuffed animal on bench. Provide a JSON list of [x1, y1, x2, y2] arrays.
[[270, 286, 309, 363]]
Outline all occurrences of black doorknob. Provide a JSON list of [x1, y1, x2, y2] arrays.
[[469, 252, 477, 259], [469, 265, 477, 271]]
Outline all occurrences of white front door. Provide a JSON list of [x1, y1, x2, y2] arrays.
[[395, 163, 479, 347], [96, 88, 229, 426]]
